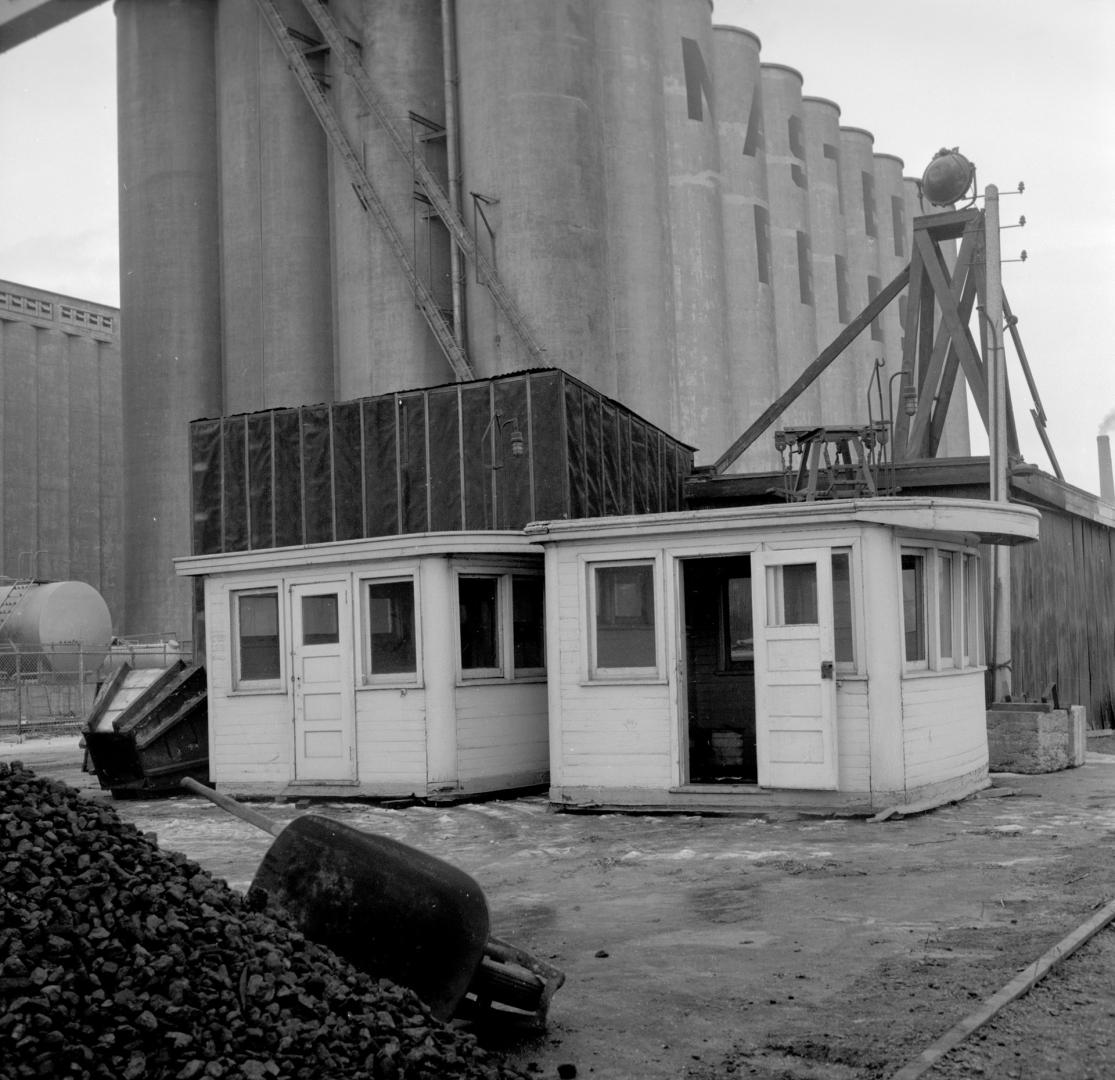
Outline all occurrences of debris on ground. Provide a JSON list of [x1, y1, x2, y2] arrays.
[[0, 760, 530, 1080]]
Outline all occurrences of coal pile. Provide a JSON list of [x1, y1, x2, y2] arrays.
[[0, 761, 530, 1080]]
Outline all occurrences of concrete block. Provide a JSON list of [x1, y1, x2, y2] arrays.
[[987, 707, 1079, 773], [1068, 705, 1088, 767]]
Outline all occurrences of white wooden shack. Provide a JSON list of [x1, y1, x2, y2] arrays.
[[525, 497, 1039, 814], [175, 532, 549, 798]]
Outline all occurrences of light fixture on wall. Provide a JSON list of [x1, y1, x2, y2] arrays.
[[481, 412, 525, 470]]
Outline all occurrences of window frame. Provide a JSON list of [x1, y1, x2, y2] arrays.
[[359, 572, 422, 688], [901, 549, 929, 670], [454, 567, 547, 685], [901, 543, 983, 674], [586, 556, 663, 683], [231, 586, 284, 692]]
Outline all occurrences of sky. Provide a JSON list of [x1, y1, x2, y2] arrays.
[[0, 0, 1113, 493]]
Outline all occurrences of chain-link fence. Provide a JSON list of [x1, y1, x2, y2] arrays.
[[0, 642, 194, 739]]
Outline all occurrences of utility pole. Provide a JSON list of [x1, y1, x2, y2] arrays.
[[985, 184, 1012, 701]]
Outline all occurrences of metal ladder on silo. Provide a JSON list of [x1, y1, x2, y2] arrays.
[[253, 0, 548, 378], [0, 579, 33, 637]]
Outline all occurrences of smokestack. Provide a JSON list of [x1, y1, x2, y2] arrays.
[[1099, 435, 1115, 502]]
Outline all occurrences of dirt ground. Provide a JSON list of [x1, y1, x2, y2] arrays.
[[5, 734, 1115, 1080]]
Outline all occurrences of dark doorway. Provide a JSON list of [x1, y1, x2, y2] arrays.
[[683, 556, 757, 784]]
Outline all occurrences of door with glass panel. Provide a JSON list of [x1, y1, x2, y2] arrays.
[[752, 549, 838, 789], [291, 582, 356, 782]]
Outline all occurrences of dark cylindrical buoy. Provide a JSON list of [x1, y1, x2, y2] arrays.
[[249, 815, 491, 1020]]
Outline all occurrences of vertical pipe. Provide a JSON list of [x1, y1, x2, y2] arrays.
[[713, 25, 778, 471], [598, 0, 678, 437], [1098, 435, 1114, 502], [117, 0, 221, 638], [761, 63, 819, 429]]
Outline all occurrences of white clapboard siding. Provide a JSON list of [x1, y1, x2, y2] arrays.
[[456, 682, 548, 784], [211, 693, 293, 782], [901, 670, 987, 788], [835, 679, 871, 792], [352, 687, 428, 786]]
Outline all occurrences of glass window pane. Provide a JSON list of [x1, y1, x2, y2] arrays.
[[459, 576, 499, 671], [238, 592, 280, 680], [512, 576, 545, 671], [902, 553, 926, 662], [769, 563, 818, 626], [595, 564, 656, 669], [832, 552, 854, 663], [726, 574, 753, 662], [938, 554, 954, 660], [964, 554, 980, 664], [301, 594, 338, 646], [369, 580, 416, 675]]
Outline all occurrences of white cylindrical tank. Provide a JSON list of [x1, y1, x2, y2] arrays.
[[837, 126, 880, 426], [333, 0, 451, 399], [713, 25, 779, 471], [0, 581, 113, 675], [598, 0, 679, 437], [660, 0, 730, 462], [457, 0, 611, 386], [216, 0, 334, 413], [761, 63, 819, 429], [117, 0, 222, 640], [802, 96, 850, 424]]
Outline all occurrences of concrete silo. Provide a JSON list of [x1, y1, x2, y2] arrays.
[[660, 0, 730, 461], [712, 25, 779, 471], [761, 63, 819, 430], [597, 0, 679, 437], [215, 0, 333, 412], [872, 152, 908, 396], [330, 0, 452, 399], [456, 0, 611, 388], [802, 96, 851, 423], [116, 0, 222, 640], [837, 125, 882, 425]]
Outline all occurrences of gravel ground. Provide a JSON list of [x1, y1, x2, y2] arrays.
[[5, 734, 1115, 1079]]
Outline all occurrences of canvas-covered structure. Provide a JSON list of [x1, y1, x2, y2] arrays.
[[189, 368, 694, 554]]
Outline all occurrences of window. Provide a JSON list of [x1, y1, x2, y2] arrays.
[[592, 562, 657, 676], [723, 565, 754, 667], [902, 546, 982, 672], [459, 575, 500, 676], [301, 593, 338, 646], [366, 578, 416, 679], [963, 554, 981, 666], [457, 571, 545, 681], [767, 562, 818, 626], [901, 552, 927, 665], [938, 553, 955, 666], [512, 575, 545, 673], [832, 551, 854, 664], [234, 589, 281, 685]]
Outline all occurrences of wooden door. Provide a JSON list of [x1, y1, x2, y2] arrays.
[[291, 582, 356, 782], [752, 549, 838, 790]]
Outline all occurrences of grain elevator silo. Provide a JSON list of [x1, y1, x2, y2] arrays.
[[113, 0, 968, 641]]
